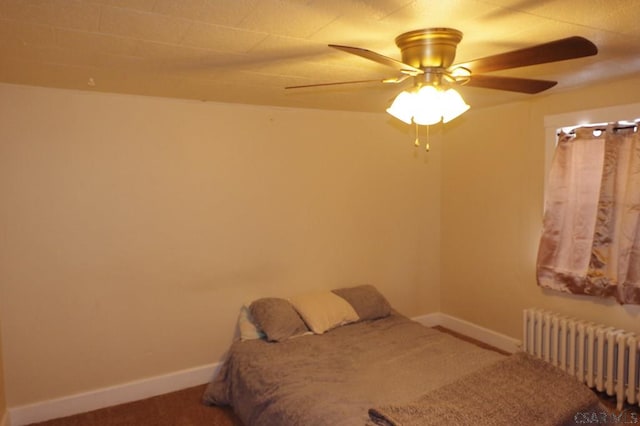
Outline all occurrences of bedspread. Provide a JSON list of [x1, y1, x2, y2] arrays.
[[368, 352, 605, 426], [203, 314, 505, 426]]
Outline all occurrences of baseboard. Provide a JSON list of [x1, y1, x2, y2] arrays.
[[411, 312, 442, 327], [412, 312, 521, 354], [437, 313, 521, 354], [9, 362, 220, 426]]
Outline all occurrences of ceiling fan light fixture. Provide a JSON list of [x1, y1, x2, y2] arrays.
[[386, 85, 469, 126]]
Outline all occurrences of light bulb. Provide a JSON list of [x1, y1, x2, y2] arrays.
[[413, 86, 442, 125]]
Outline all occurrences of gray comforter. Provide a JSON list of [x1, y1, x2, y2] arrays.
[[203, 314, 604, 425], [203, 314, 505, 425]]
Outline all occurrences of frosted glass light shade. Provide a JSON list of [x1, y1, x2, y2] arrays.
[[386, 85, 469, 125], [386, 91, 415, 124], [441, 88, 470, 123]]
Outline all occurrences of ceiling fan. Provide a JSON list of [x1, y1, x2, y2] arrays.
[[286, 28, 598, 127]]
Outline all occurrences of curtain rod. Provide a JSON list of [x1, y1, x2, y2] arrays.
[[559, 122, 638, 136]]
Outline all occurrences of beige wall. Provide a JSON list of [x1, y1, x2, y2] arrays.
[[6, 69, 638, 411], [0, 83, 441, 407], [441, 74, 640, 339]]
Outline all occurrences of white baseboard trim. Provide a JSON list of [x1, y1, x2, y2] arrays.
[[412, 312, 521, 354], [411, 312, 442, 327], [9, 313, 520, 426], [9, 362, 220, 426]]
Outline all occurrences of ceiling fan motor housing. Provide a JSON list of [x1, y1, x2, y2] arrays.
[[395, 28, 463, 69]]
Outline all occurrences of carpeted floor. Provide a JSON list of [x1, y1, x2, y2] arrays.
[[28, 384, 242, 426]]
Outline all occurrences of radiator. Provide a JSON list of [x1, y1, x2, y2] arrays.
[[523, 308, 640, 410]]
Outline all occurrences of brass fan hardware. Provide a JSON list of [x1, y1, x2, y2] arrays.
[[395, 28, 463, 69], [286, 28, 597, 94], [285, 28, 598, 146]]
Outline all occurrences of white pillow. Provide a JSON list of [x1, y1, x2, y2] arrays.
[[237, 305, 265, 341], [290, 291, 359, 334]]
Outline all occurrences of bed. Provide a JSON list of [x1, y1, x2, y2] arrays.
[[203, 286, 605, 426]]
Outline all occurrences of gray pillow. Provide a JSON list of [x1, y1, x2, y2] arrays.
[[332, 285, 391, 321], [249, 297, 309, 342]]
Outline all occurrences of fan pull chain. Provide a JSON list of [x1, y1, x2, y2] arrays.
[[414, 123, 430, 151], [425, 125, 430, 152]]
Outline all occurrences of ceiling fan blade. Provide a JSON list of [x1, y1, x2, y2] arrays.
[[285, 75, 409, 89], [329, 44, 423, 75], [465, 75, 557, 94], [457, 36, 597, 74]]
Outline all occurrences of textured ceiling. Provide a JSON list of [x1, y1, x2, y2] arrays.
[[1, 0, 639, 113]]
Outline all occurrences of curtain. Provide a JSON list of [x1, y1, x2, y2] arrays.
[[536, 123, 640, 304]]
